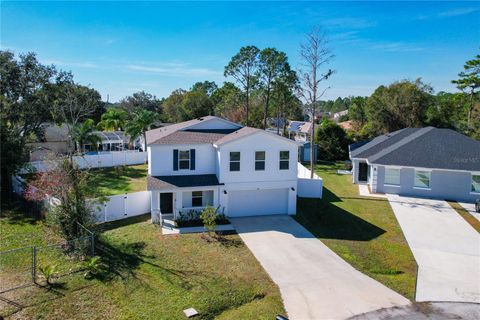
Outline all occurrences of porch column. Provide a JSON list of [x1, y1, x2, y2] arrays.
[[151, 191, 160, 224], [213, 188, 220, 209], [174, 191, 183, 219]]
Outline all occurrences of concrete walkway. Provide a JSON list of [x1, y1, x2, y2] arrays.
[[231, 215, 410, 320], [387, 195, 480, 303], [358, 184, 388, 198]]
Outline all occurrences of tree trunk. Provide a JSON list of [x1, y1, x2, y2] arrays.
[[264, 87, 270, 130], [246, 78, 250, 127]]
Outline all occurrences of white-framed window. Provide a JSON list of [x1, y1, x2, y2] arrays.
[[255, 151, 265, 171], [230, 152, 240, 171], [192, 191, 203, 207], [279, 151, 289, 170], [384, 168, 400, 186], [414, 170, 431, 189], [472, 174, 480, 193], [179, 150, 190, 170]]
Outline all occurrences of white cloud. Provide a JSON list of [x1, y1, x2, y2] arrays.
[[438, 7, 479, 17], [126, 64, 222, 77], [370, 42, 424, 53]]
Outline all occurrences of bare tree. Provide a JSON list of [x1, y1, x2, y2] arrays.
[[298, 26, 335, 178], [52, 82, 100, 154]]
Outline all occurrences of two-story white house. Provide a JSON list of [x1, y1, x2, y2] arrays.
[[146, 116, 302, 222]]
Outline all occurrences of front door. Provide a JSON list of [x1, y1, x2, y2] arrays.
[[160, 193, 173, 214], [358, 162, 368, 182]]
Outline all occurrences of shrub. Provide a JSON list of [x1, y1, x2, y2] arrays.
[[39, 264, 58, 285], [200, 206, 217, 236], [83, 256, 105, 279]]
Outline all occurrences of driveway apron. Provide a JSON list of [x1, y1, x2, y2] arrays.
[[231, 215, 410, 320]]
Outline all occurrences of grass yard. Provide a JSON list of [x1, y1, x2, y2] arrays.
[[0, 201, 285, 320], [447, 201, 480, 233], [295, 162, 417, 300], [85, 164, 148, 197]]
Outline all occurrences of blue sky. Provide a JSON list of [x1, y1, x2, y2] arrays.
[[1, 1, 479, 102]]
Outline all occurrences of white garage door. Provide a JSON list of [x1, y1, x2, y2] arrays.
[[228, 188, 288, 217]]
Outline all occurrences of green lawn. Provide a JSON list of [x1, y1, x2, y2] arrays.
[[0, 202, 285, 320], [85, 164, 148, 197], [296, 163, 417, 300]]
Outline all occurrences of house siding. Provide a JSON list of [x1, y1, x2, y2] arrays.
[[149, 144, 217, 176], [375, 165, 478, 202]]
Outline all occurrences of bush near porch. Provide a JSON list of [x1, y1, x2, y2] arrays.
[[296, 162, 417, 300], [0, 201, 285, 320]]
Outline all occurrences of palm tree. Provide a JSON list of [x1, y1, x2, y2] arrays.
[[72, 119, 102, 153], [125, 110, 158, 151], [97, 108, 128, 131]]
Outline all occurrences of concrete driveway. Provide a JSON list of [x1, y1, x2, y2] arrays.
[[387, 195, 480, 303], [459, 202, 480, 222], [231, 215, 410, 320]]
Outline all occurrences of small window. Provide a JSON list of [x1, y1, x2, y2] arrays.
[[179, 150, 190, 170], [192, 191, 203, 207], [279, 151, 289, 170], [414, 170, 431, 189], [472, 175, 480, 193], [385, 168, 400, 186], [255, 151, 265, 171], [230, 152, 240, 171]]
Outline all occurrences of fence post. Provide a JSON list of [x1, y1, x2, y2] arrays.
[[32, 246, 37, 284]]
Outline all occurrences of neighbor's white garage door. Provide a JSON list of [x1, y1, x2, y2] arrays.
[[228, 188, 288, 217]]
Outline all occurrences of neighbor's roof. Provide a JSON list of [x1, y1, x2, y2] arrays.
[[287, 121, 312, 134], [147, 174, 223, 190], [350, 127, 480, 171]]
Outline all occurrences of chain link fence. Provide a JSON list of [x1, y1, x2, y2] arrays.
[[0, 223, 94, 293]]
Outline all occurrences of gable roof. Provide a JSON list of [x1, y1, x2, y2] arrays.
[[146, 116, 239, 145], [350, 127, 480, 171], [214, 126, 299, 147], [146, 116, 298, 147]]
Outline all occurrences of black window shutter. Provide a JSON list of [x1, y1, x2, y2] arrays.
[[173, 149, 178, 171], [190, 149, 195, 170]]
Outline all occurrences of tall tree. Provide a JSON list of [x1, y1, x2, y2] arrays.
[[211, 82, 244, 122], [272, 65, 300, 134], [96, 108, 128, 131], [257, 48, 289, 129], [364, 79, 432, 136], [125, 109, 158, 151], [1, 51, 64, 194], [163, 89, 187, 123], [298, 26, 335, 177], [191, 81, 218, 97], [452, 51, 480, 128], [119, 91, 163, 114], [224, 46, 259, 126]]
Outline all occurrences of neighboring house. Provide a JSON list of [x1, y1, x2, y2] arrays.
[[332, 110, 348, 122], [350, 127, 480, 202], [27, 123, 73, 161], [287, 121, 312, 142], [146, 116, 300, 221]]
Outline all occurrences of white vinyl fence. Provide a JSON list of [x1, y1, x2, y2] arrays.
[[13, 175, 151, 223], [297, 163, 323, 198], [90, 191, 151, 223], [24, 151, 147, 173]]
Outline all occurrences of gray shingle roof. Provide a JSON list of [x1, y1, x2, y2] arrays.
[[151, 131, 228, 145], [146, 116, 218, 145], [147, 174, 223, 190], [351, 127, 480, 171], [213, 127, 261, 146]]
